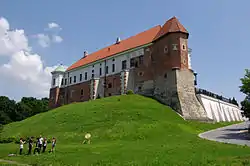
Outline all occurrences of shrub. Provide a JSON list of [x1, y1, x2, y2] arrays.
[[0, 136, 17, 144], [126, 90, 134, 95]]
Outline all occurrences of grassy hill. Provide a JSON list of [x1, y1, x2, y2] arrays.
[[0, 94, 250, 166]]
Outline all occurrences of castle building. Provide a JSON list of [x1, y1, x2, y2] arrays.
[[49, 17, 244, 122]]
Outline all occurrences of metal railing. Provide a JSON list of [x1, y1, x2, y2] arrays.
[[195, 88, 238, 106]]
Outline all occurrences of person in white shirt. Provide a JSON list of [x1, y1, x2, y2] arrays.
[[19, 138, 25, 155], [38, 135, 43, 152]]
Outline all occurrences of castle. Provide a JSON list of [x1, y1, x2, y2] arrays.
[[49, 16, 244, 122]]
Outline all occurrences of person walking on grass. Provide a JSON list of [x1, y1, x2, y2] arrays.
[[28, 137, 33, 155], [38, 135, 43, 152], [42, 138, 47, 153], [33, 137, 40, 154], [19, 138, 25, 155], [50, 137, 56, 153]]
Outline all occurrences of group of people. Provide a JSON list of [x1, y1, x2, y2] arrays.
[[19, 135, 56, 155]]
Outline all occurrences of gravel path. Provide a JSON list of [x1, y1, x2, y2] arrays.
[[199, 121, 250, 146]]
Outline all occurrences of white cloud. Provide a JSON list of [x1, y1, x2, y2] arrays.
[[0, 17, 60, 100], [52, 35, 63, 43], [36, 33, 50, 48], [35, 22, 63, 48], [0, 17, 30, 56], [48, 22, 59, 29], [0, 51, 55, 97]]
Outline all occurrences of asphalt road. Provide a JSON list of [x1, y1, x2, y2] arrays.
[[199, 121, 250, 146]]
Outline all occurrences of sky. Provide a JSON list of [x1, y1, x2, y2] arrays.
[[0, 0, 249, 103]]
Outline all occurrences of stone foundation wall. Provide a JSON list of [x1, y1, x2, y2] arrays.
[[153, 68, 209, 121], [175, 69, 208, 120]]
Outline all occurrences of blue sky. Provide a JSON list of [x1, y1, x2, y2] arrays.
[[0, 0, 249, 102]]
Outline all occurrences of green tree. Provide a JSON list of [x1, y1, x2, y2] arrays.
[[0, 96, 16, 124], [240, 69, 250, 118], [0, 95, 49, 125]]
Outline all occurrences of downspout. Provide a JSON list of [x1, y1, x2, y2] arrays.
[[104, 59, 107, 97]]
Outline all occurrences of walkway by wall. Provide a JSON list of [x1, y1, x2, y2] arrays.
[[196, 94, 244, 122]]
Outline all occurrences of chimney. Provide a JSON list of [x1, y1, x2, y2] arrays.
[[84, 51, 88, 57], [116, 37, 121, 44]]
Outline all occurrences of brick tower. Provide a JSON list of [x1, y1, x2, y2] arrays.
[[49, 65, 66, 109], [151, 17, 208, 120]]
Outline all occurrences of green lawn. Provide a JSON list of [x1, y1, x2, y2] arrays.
[[0, 95, 249, 166]]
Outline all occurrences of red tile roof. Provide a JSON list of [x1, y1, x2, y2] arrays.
[[154, 16, 188, 41], [67, 25, 161, 71], [67, 16, 187, 71]]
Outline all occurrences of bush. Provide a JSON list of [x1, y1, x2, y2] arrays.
[[126, 90, 134, 95], [96, 94, 101, 99], [0, 136, 17, 144]]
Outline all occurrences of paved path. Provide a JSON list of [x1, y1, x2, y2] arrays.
[[199, 121, 250, 146], [0, 159, 30, 165]]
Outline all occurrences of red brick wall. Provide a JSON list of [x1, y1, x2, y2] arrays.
[[151, 33, 189, 77], [132, 46, 154, 82], [49, 87, 60, 109], [104, 73, 121, 97], [64, 81, 91, 104]]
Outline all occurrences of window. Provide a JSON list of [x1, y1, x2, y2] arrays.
[[138, 71, 144, 76], [74, 76, 76, 83], [85, 72, 87, 80], [112, 64, 115, 72], [182, 44, 186, 50], [139, 55, 144, 65], [69, 77, 72, 84], [130, 58, 135, 67], [135, 61, 138, 68], [61, 79, 64, 85], [80, 89, 84, 96], [122, 60, 127, 70], [53, 78, 55, 85], [108, 83, 112, 88], [92, 65, 94, 68], [65, 78, 67, 85], [70, 90, 74, 98], [164, 73, 168, 78], [183, 58, 186, 64], [92, 70, 94, 73], [164, 46, 168, 53], [99, 68, 102, 76], [92, 74, 94, 78], [80, 74, 82, 81], [112, 58, 115, 61], [172, 44, 178, 50], [106, 66, 109, 74]]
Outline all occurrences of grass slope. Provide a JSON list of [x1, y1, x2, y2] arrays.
[[0, 95, 250, 166]]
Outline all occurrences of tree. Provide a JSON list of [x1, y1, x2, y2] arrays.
[[0, 96, 16, 124], [0, 96, 50, 125], [240, 69, 250, 119]]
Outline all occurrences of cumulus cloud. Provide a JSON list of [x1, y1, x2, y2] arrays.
[[0, 17, 61, 100], [52, 35, 63, 43], [48, 22, 60, 29], [36, 33, 50, 48], [35, 22, 63, 48], [0, 17, 30, 56]]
